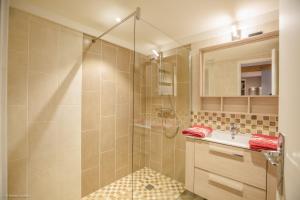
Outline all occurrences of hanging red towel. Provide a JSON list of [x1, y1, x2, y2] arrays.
[[182, 125, 213, 138], [249, 134, 279, 151]]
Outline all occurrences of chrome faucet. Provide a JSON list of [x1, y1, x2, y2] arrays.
[[230, 123, 238, 139]]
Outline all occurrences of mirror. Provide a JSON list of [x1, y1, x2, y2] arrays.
[[202, 35, 279, 96]]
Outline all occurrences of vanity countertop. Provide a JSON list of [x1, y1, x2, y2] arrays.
[[186, 130, 252, 149]]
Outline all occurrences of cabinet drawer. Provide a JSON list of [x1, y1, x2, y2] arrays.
[[194, 168, 266, 200], [195, 141, 266, 189]]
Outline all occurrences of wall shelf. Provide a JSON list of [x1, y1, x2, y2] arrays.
[[199, 96, 278, 115]]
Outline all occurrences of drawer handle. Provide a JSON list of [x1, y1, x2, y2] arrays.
[[209, 145, 244, 158], [209, 174, 244, 192]]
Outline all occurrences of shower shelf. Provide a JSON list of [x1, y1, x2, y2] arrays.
[[199, 96, 279, 115], [159, 69, 171, 74], [159, 81, 173, 86], [134, 123, 151, 129]]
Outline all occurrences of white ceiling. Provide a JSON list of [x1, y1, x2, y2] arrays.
[[10, 0, 279, 54]]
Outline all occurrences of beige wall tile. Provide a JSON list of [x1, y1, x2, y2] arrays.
[[8, 9, 29, 53], [9, 8, 29, 40], [82, 91, 99, 131], [117, 47, 131, 72], [100, 150, 115, 187], [144, 153, 150, 168], [8, 33, 29, 53], [150, 160, 162, 173], [132, 152, 141, 171], [177, 49, 190, 83], [100, 116, 115, 152], [56, 106, 81, 152], [133, 132, 141, 154], [29, 154, 59, 200], [29, 49, 58, 74], [139, 152, 146, 168], [82, 130, 99, 170], [176, 83, 190, 116], [174, 149, 185, 183], [150, 133, 162, 162], [116, 116, 129, 138], [101, 42, 117, 82], [116, 151, 128, 172], [116, 136, 129, 155], [29, 122, 57, 159], [116, 136, 129, 170], [82, 167, 99, 197], [116, 166, 129, 180], [7, 50, 28, 72], [57, 148, 81, 200], [116, 103, 129, 119], [59, 27, 83, 59], [28, 71, 59, 122], [8, 70, 27, 106], [101, 81, 115, 116], [144, 132, 150, 154], [162, 136, 175, 178], [8, 158, 28, 196], [7, 106, 27, 161], [175, 131, 186, 150], [29, 17, 59, 53], [116, 72, 130, 104], [82, 53, 101, 91], [57, 67, 82, 106]]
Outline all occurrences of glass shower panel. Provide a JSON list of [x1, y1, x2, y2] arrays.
[[81, 13, 191, 200], [132, 19, 192, 199], [81, 16, 136, 199]]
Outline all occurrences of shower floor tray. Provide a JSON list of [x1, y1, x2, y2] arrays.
[[82, 167, 185, 200]]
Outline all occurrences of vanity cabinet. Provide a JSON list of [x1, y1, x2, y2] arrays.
[[185, 138, 269, 200]]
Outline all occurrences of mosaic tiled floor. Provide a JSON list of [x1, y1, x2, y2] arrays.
[[82, 167, 186, 200]]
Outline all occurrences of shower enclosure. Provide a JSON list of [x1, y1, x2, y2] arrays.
[[81, 7, 191, 200]]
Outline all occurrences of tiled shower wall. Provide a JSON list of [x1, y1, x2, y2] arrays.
[[81, 36, 147, 196], [7, 8, 82, 200], [142, 47, 191, 183]]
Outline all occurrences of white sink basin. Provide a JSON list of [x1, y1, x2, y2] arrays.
[[200, 130, 251, 149]]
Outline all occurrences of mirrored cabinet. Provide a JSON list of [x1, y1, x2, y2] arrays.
[[199, 32, 279, 116]]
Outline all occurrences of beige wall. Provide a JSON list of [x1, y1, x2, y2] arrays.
[[279, 0, 300, 199], [143, 47, 190, 183], [81, 35, 147, 196], [0, 0, 9, 199], [7, 8, 82, 200]]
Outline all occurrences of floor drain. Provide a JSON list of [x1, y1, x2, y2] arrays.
[[145, 184, 155, 190]]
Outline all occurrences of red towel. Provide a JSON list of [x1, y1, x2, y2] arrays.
[[182, 125, 213, 138], [249, 134, 279, 151]]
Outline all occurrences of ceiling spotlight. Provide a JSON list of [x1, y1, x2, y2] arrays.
[[152, 49, 160, 57], [231, 25, 241, 41], [115, 17, 121, 22]]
